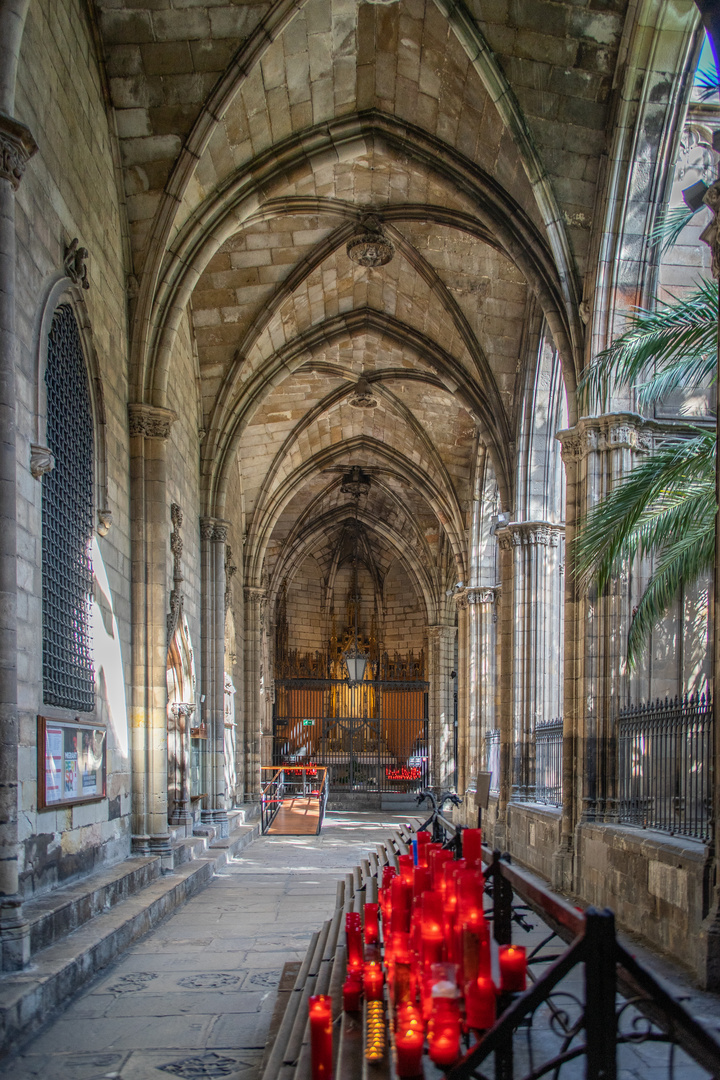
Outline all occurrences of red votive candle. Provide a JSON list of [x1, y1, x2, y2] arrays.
[[309, 994, 333, 1080], [398, 853, 414, 887], [428, 997, 461, 1067], [394, 1004, 424, 1077], [462, 827, 483, 869], [465, 974, 496, 1030], [364, 902, 379, 946], [364, 960, 384, 1001], [499, 945, 527, 992], [420, 891, 444, 964], [391, 876, 412, 935], [342, 972, 362, 1012], [346, 911, 363, 970], [430, 848, 453, 891], [415, 831, 431, 869], [412, 865, 432, 899]]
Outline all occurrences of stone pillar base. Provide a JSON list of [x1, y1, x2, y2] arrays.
[[551, 841, 574, 893], [148, 833, 173, 870], [131, 833, 151, 856], [212, 810, 229, 839], [0, 897, 30, 971]]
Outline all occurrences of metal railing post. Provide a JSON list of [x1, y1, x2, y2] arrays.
[[492, 851, 513, 945], [584, 908, 617, 1080]]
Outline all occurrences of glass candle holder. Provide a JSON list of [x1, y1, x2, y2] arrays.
[[309, 994, 333, 1080], [498, 945, 527, 992]]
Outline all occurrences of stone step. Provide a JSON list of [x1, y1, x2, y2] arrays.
[[0, 814, 261, 1058]]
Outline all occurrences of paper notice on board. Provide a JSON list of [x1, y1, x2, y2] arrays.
[[45, 726, 63, 804]]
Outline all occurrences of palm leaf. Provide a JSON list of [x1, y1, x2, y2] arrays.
[[694, 70, 720, 102], [579, 279, 718, 412], [649, 205, 700, 254]]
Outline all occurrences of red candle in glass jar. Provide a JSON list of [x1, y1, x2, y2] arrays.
[[428, 997, 461, 1067], [464, 974, 496, 1030], [342, 972, 362, 1012], [498, 945, 527, 992], [364, 902, 379, 946], [391, 876, 412, 935], [364, 960, 384, 1001], [420, 891, 444, 964], [430, 848, 453, 891], [346, 912, 363, 970], [415, 831, 431, 868], [462, 827, 483, 869], [309, 994, 333, 1080], [398, 853, 414, 887], [412, 865, 432, 899], [394, 1004, 424, 1077]]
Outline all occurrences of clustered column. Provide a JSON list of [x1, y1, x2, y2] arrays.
[[427, 623, 456, 791], [464, 588, 497, 796], [128, 403, 177, 866], [556, 415, 651, 886], [200, 517, 230, 837], [244, 586, 267, 800], [0, 74, 37, 971]]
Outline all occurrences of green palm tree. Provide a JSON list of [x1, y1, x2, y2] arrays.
[[575, 278, 718, 667]]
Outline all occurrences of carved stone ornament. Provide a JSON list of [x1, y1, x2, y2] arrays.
[[348, 376, 378, 408], [466, 587, 496, 605], [225, 546, 237, 613], [128, 403, 177, 439], [30, 443, 54, 479], [97, 508, 113, 537], [700, 178, 720, 280], [496, 522, 564, 549], [0, 113, 37, 190], [167, 502, 184, 644], [340, 465, 371, 499], [556, 413, 653, 463], [63, 238, 90, 290], [347, 214, 395, 267]]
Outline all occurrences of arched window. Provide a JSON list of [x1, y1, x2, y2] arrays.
[[42, 304, 95, 711]]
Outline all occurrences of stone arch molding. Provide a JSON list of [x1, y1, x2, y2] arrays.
[[136, 115, 580, 425], [32, 270, 112, 538], [128, 0, 583, 403]]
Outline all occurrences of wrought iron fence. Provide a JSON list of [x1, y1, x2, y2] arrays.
[[485, 728, 500, 794], [534, 717, 563, 806], [617, 690, 712, 841]]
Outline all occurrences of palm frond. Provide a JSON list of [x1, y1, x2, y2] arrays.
[[578, 278, 718, 412], [573, 433, 716, 591], [694, 70, 720, 102], [649, 205, 700, 253], [627, 524, 715, 666]]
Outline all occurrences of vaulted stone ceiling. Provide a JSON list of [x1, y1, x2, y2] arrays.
[[93, 0, 634, 606]]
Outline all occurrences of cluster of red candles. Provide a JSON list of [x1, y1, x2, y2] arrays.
[[332, 828, 527, 1079]]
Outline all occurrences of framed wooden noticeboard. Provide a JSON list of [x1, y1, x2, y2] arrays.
[[38, 716, 107, 810]]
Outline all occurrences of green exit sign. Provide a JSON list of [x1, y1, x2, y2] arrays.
[[302, 719, 314, 727]]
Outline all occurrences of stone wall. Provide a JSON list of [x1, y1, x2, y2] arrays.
[[13, 0, 132, 895], [384, 559, 426, 657], [287, 554, 326, 653]]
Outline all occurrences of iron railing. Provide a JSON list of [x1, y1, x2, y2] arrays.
[[617, 691, 712, 841], [534, 717, 563, 806], [260, 766, 329, 835], [486, 728, 500, 794]]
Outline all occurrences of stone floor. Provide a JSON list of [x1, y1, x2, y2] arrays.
[[3, 811, 720, 1080], [2, 811, 413, 1080]]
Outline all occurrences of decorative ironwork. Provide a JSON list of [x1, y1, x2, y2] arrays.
[[617, 691, 712, 841], [534, 718, 563, 807], [107, 972, 158, 993], [42, 304, 95, 711], [159, 1053, 242, 1078]]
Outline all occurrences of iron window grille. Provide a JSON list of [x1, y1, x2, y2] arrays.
[[42, 304, 95, 711]]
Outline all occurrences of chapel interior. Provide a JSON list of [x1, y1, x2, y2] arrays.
[[1, 0, 720, 1065]]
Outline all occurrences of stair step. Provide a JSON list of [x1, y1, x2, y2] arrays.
[[0, 816, 261, 1058]]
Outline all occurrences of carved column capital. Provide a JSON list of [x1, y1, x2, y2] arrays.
[[244, 586, 267, 605], [466, 586, 498, 605], [701, 178, 720, 279], [556, 413, 654, 463], [496, 521, 564, 549], [0, 113, 37, 190], [200, 516, 230, 543], [128, 403, 177, 439]]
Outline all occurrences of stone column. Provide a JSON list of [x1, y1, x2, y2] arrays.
[[454, 591, 470, 795], [427, 623, 456, 791], [496, 522, 564, 801], [167, 702, 192, 829], [0, 102, 36, 972], [128, 403, 176, 866], [465, 588, 497, 792], [200, 518, 230, 837], [493, 539, 513, 849], [244, 586, 266, 800], [556, 416, 651, 882]]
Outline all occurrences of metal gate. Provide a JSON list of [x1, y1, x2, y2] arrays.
[[273, 679, 429, 793]]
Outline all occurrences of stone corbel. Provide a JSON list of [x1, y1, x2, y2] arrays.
[[0, 112, 37, 190], [63, 238, 90, 290], [128, 403, 177, 440], [30, 443, 54, 479], [97, 508, 112, 537]]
